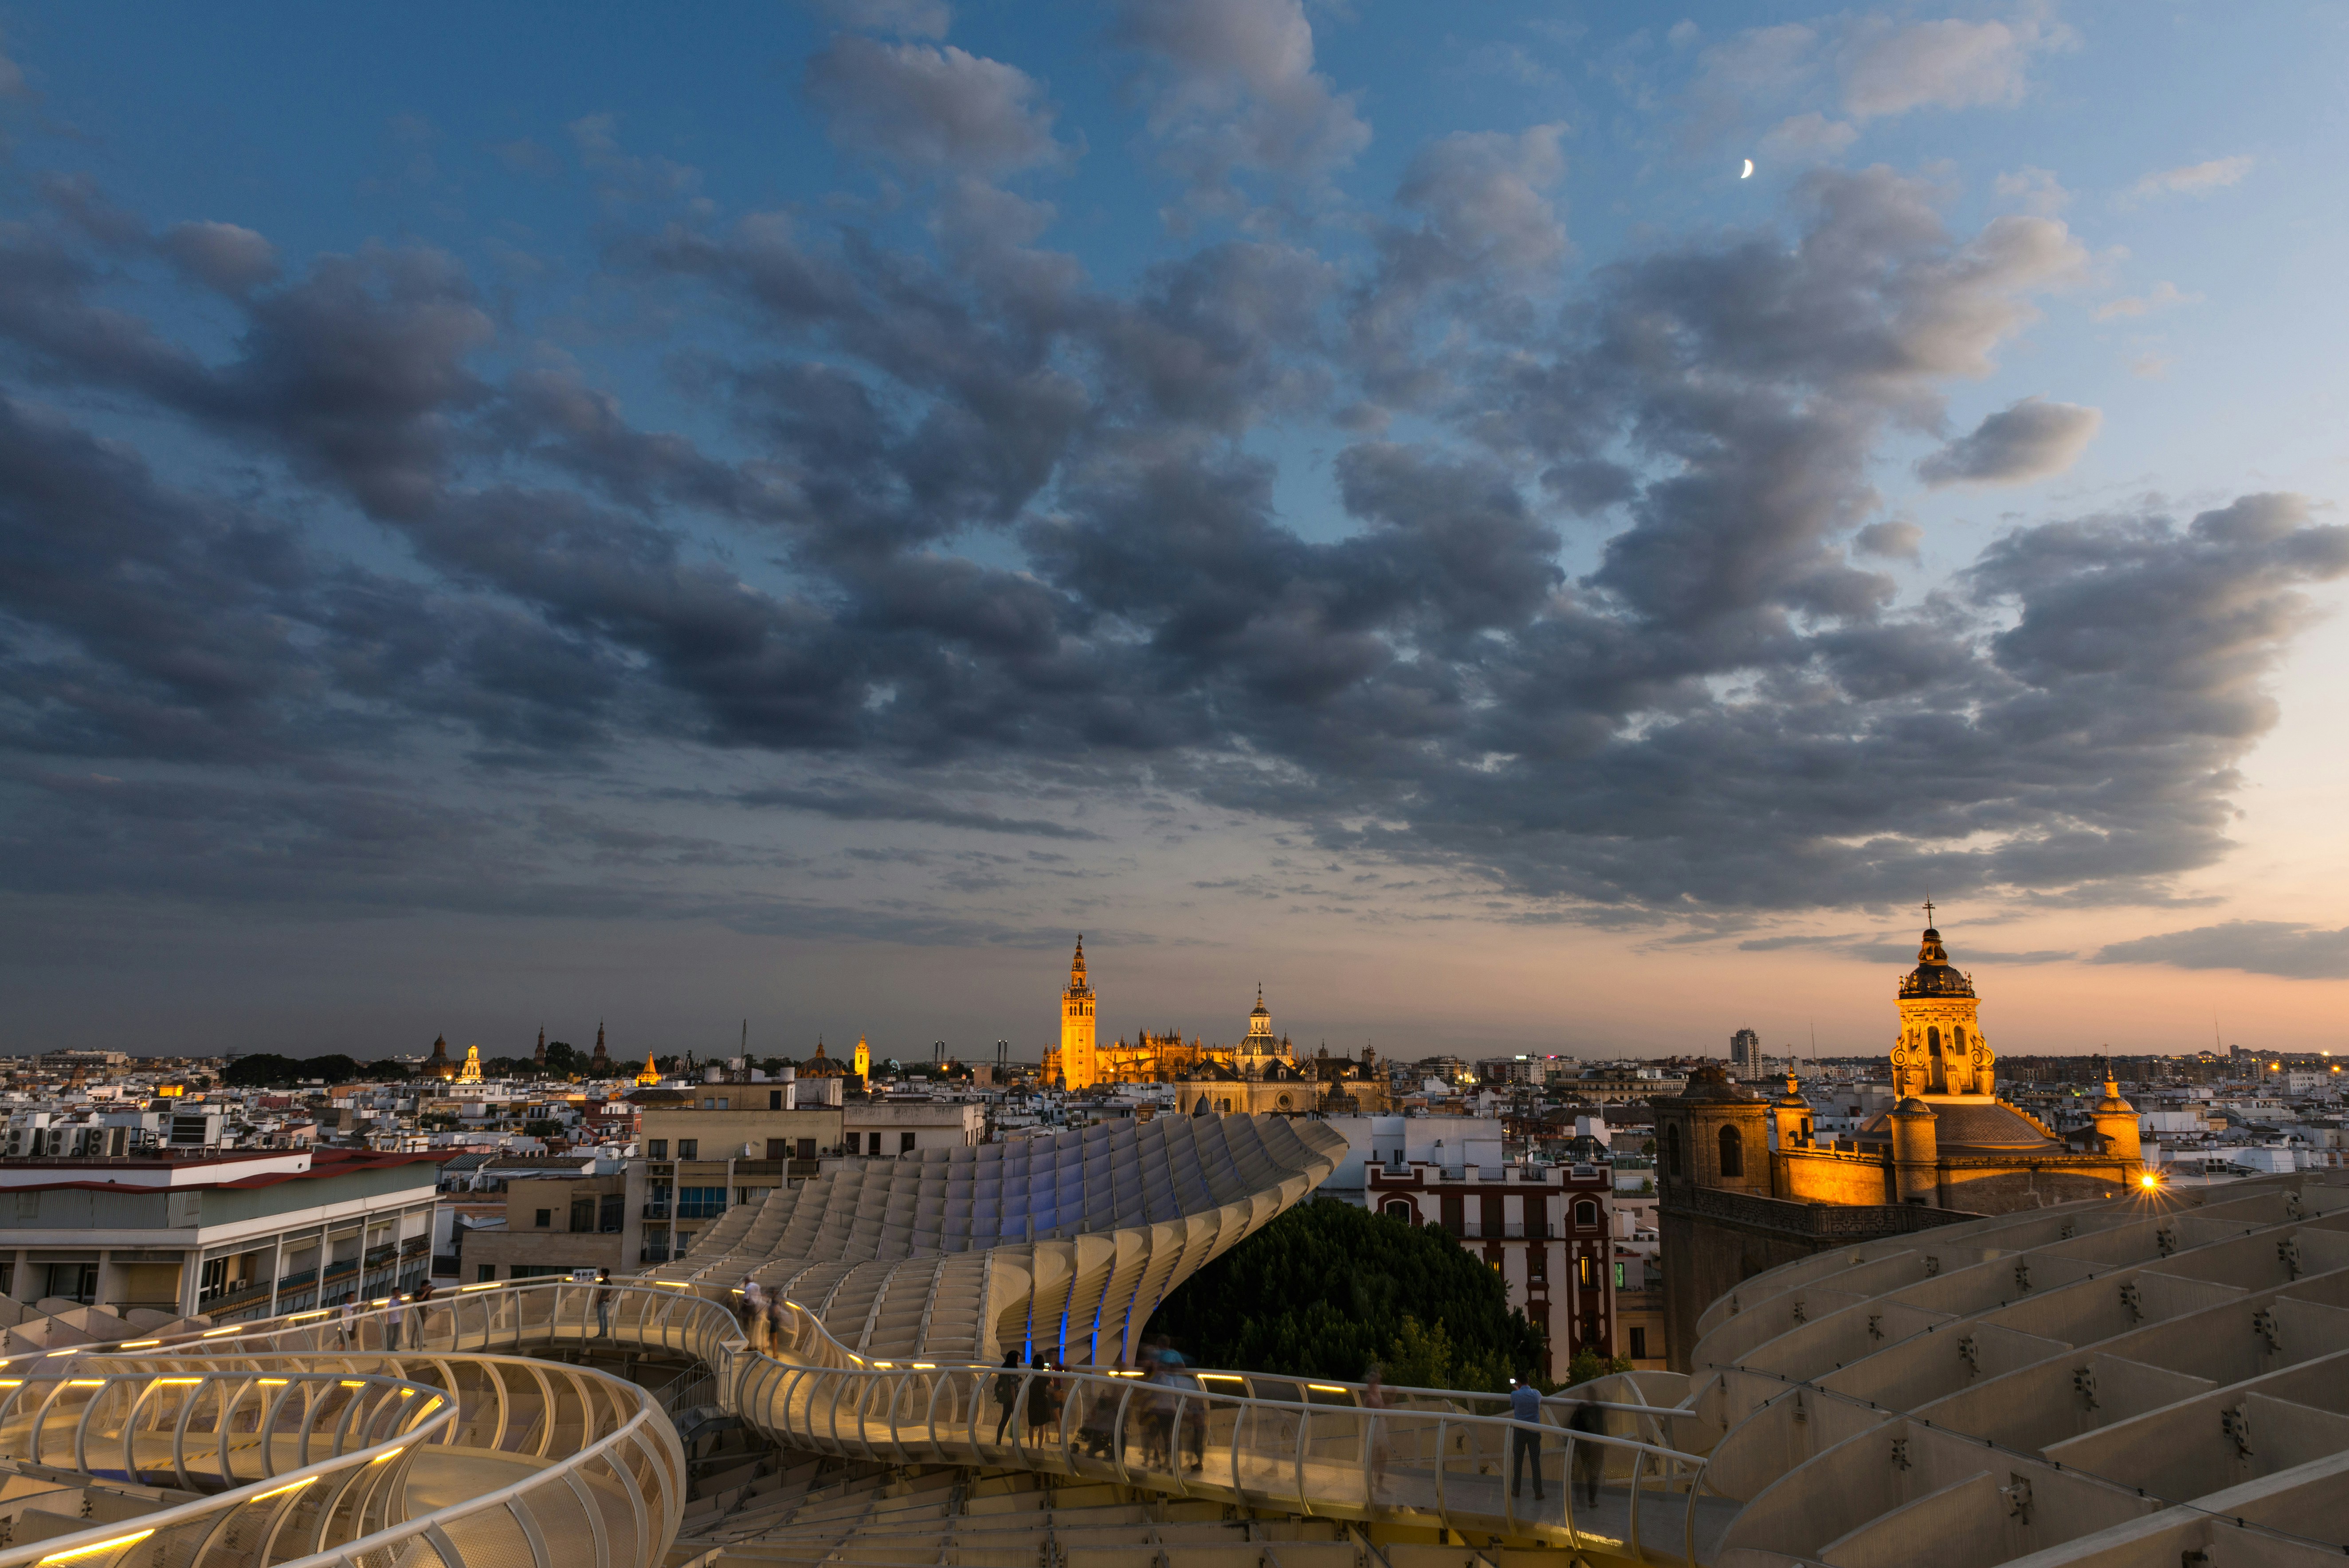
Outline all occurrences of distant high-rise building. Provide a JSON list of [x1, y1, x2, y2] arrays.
[[1729, 1027, 1763, 1079]]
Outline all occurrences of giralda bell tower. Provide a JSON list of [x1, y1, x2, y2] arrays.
[[1060, 936, 1098, 1090]]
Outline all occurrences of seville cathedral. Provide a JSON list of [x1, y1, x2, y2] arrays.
[[1041, 937, 1387, 1113], [1657, 911, 2145, 1367]]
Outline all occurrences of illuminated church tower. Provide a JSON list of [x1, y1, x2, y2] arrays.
[[1240, 984, 1276, 1071], [1890, 903, 1992, 1099], [1059, 937, 1098, 1089]]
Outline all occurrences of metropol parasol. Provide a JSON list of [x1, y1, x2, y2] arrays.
[[0, 1111, 2335, 1568]]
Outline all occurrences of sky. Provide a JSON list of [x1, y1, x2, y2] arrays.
[[3, 1, 2348, 1065]]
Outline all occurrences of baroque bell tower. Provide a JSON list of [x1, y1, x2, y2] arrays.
[[1059, 936, 1098, 1090], [1891, 903, 1992, 1099]]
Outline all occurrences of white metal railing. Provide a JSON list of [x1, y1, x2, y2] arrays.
[[139, 1281, 1723, 1561], [6, 1318, 688, 1568]]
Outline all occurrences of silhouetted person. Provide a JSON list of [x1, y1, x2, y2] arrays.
[[1509, 1375, 1544, 1501]]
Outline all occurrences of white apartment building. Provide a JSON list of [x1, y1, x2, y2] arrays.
[[0, 1147, 442, 1321]]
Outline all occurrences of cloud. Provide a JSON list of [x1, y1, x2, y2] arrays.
[[2093, 281, 2200, 321], [1392, 124, 1569, 275], [1687, 10, 2068, 147], [1837, 11, 2070, 120], [1853, 520, 1924, 561], [813, 0, 951, 39], [739, 784, 1105, 839], [805, 36, 1066, 176], [160, 222, 280, 294], [2128, 155, 2253, 200], [0, 117, 2337, 940], [1993, 165, 2069, 216], [1760, 111, 1857, 161], [2093, 920, 2349, 980], [1918, 396, 2100, 486], [1115, 0, 1370, 209]]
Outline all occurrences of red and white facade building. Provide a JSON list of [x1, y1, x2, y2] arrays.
[[1367, 1158, 1616, 1379]]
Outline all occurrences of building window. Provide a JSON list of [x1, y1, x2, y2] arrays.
[[676, 1139, 698, 1160], [1574, 1199, 1598, 1229], [1718, 1125, 1743, 1179], [647, 1140, 667, 1159], [867, 1131, 882, 1156], [534, 1209, 552, 1228], [1630, 1327, 1648, 1359], [477, 1265, 496, 1283], [570, 1198, 595, 1232], [1665, 1124, 1682, 1178], [1577, 1255, 1596, 1287], [1383, 1200, 1415, 1223], [797, 1138, 816, 1160], [1614, 1261, 1627, 1288], [901, 1132, 917, 1153], [1529, 1249, 1546, 1279], [766, 1138, 791, 1160], [600, 1194, 624, 1233], [770, 1091, 785, 1110], [677, 1186, 727, 1219]]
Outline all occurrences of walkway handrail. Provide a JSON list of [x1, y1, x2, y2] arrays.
[[0, 1366, 449, 1568], [42, 1330, 688, 1568], [141, 1280, 1722, 1563]]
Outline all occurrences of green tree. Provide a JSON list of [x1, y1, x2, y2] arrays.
[[1145, 1200, 1544, 1391], [543, 1041, 583, 1077], [1562, 1348, 1635, 1389], [364, 1059, 414, 1082]]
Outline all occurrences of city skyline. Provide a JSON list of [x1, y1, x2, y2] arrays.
[[4, 3, 2348, 1054]]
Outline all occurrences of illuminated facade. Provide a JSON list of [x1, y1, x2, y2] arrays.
[[1659, 917, 2145, 1368]]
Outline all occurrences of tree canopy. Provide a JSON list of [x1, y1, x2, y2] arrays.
[[224, 1053, 357, 1087], [1145, 1200, 1545, 1391]]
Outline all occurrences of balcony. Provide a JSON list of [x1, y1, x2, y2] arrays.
[[642, 1204, 671, 1220]]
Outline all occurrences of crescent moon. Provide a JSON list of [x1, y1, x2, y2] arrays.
[[1741, 159, 1755, 179]]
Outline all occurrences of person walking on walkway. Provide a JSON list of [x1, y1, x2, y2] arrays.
[[384, 1292, 408, 1354], [410, 1277, 436, 1346], [1362, 1360, 1391, 1501], [336, 1297, 357, 1350], [992, 1349, 1024, 1444], [742, 1281, 769, 1355], [1509, 1375, 1545, 1502], [594, 1269, 614, 1338], [1027, 1356, 1061, 1446], [1568, 1399, 1606, 1511]]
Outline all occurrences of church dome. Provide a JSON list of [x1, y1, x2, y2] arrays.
[[1674, 1062, 1761, 1102], [1857, 1100, 2054, 1152], [1900, 926, 1976, 1000]]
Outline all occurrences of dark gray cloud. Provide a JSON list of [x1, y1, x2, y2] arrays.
[[1918, 395, 2100, 486], [2092, 921, 2349, 980], [743, 784, 1104, 840], [0, 118, 2335, 941]]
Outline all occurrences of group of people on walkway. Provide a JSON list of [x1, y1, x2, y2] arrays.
[[1509, 1374, 1608, 1510], [735, 1279, 797, 1352], [996, 1333, 1204, 1471], [325, 1276, 437, 1351]]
